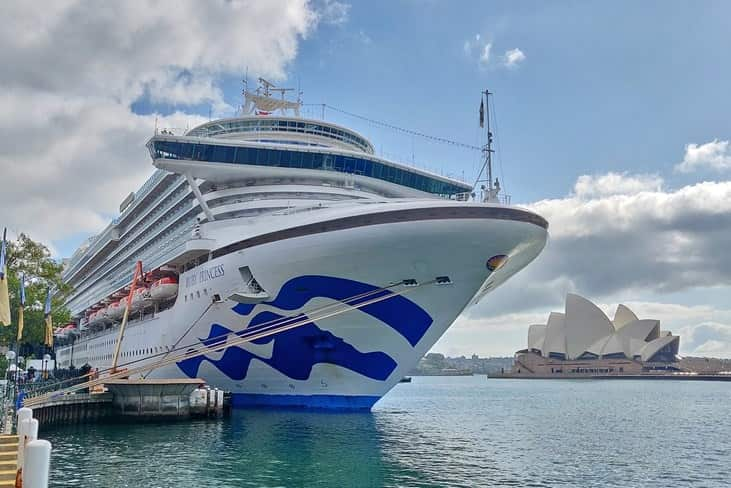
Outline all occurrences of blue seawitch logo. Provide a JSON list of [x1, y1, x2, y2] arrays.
[[231, 275, 433, 346], [177, 275, 433, 382]]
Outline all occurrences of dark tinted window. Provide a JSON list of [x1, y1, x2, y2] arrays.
[[151, 140, 469, 196]]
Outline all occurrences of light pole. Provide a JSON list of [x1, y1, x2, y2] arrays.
[[17, 357, 24, 383], [42, 353, 51, 381], [5, 350, 16, 409], [5, 350, 16, 383]]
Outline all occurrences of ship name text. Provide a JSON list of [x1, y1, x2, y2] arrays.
[[185, 265, 225, 287]]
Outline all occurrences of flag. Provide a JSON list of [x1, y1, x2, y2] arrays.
[[44, 287, 53, 347], [479, 98, 485, 128], [17, 273, 25, 341], [0, 229, 10, 326]]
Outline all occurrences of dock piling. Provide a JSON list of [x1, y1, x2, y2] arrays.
[[22, 440, 51, 488]]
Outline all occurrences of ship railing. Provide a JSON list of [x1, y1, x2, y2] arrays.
[[115, 170, 171, 224], [70, 198, 193, 298], [65, 171, 172, 279]]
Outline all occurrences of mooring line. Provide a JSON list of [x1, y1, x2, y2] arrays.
[[25, 279, 406, 396], [24, 280, 433, 406]]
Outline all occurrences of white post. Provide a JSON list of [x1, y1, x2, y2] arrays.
[[16, 407, 32, 430], [23, 439, 52, 488], [18, 417, 38, 468], [16, 408, 33, 468], [216, 389, 224, 416]]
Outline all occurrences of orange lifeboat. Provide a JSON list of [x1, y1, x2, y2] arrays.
[[107, 301, 124, 321], [129, 286, 149, 312], [149, 276, 179, 301]]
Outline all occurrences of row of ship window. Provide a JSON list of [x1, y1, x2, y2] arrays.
[[70, 185, 189, 287], [150, 141, 469, 196], [81, 345, 172, 363], [187, 119, 373, 154], [74, 202, 194, 304]]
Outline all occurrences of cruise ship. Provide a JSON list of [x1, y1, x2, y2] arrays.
[[55, 81, 548, 409]]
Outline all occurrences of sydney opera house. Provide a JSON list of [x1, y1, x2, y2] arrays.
[[510, 294, 680, 377]]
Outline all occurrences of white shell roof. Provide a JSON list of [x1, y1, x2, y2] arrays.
[[564, 294, 615, 359], [542, 312, 567, 356], [613, 304, 639, 329], [528, 324, 547, 351], [526, 294, 679, 361]]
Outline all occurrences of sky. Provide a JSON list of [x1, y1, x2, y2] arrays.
[[1, 0, 730, 357]]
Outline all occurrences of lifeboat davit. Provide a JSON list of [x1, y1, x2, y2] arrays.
[[149, 277, 178, 301], [129, 286, 150, 312]]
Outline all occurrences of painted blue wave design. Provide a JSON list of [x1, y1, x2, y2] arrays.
[[177, 311, 398, 381], [232, 275, 433, 347]]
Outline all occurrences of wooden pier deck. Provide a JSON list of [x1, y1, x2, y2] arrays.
[[0, 434, 18, 488]]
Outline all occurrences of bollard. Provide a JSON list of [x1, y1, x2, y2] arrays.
[[216, 389, 224, 416], [18, 418, 37, 468], [23, 439, 52, 488], [17, 408, 34, 469]]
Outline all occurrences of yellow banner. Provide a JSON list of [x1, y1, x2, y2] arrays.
[[17, 305, 24, 342], [0, 268, 10, 326], [45, 314, 53, 347]]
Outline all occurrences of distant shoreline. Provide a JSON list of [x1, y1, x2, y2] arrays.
[[489, 373, 731, 382]]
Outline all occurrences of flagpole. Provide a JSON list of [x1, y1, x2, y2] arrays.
[[484, 89, 493, 195]]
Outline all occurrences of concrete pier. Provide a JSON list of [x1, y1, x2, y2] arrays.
[[26, 378, 228, 427], [104, 378, 204, 418]]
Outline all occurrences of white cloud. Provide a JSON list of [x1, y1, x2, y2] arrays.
[[572, 172, 664, 199], [439, 298, 731, 358], [435, 169, 731, 357], [675, 322, 731, 357], [479, 43, 492, 66], [503, 48, 526, 68], [463, 34, 493, 68], [0, 1, 318, 250], [317, 0, 350, 26], [675, 139, 731, 173]]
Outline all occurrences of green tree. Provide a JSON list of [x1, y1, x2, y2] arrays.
[[0, 233, 72, 348]]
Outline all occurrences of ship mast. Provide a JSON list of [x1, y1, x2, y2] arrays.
[[476, 89, 501, 203]]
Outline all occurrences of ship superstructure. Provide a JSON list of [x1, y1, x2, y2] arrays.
[[56, 81, 548, 409]]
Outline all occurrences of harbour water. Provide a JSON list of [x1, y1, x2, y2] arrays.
[[45, 376, 730, 487]]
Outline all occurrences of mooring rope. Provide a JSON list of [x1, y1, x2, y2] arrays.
[[24, 279, 432, 406], [25, 279, 406, 396]]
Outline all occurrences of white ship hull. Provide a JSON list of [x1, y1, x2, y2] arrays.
[[57, 202, 547, 409]]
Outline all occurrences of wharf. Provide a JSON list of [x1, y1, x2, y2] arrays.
[[26, 378, 228, 427], [31, 392, 113, 427]]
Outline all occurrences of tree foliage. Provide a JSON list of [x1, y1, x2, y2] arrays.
[[1, 233, 72, 349]]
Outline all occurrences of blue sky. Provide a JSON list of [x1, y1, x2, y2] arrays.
[[128, 0, 731, 207], [2, 0, 731, 356]]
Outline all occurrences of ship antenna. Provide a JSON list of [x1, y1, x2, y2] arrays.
[[485, 89, 494, 197], [242, 67, 249, 115], [475, 88, 499, 203]]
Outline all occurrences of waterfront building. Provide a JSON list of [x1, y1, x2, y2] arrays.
[[510, 294, 680, 377]]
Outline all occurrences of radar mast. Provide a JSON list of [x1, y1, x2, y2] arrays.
[[242, 77, 301, 116]]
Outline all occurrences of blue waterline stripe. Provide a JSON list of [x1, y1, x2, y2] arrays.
[[231, 393, 380, 410]]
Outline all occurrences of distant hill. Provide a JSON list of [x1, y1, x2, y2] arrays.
[[680, 356, 731, 373], [410, 353, 514, 375]]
